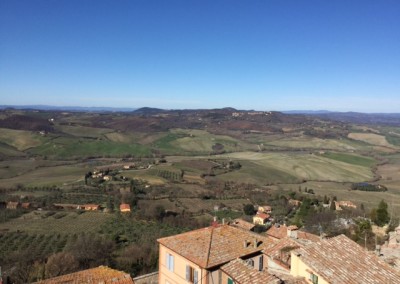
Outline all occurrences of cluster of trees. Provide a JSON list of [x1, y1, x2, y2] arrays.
[[351, 183, 388, 192]]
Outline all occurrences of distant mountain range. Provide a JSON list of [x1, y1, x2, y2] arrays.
[[2, 105, 400, 126], [0, 105, 138, 112]]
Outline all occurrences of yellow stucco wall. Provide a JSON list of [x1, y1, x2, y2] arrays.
[[159, 244, 207, 284], [290, 253, 329, 284]]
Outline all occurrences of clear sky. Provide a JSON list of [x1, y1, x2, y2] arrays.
[[0, 0, 399, 112]]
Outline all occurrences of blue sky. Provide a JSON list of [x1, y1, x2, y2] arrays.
[[0, 0, 399, 112]]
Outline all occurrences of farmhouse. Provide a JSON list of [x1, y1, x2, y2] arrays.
[[103, 175, 112, 181], [258, 205, 272, 214], [120, 203, 131, 213], [21, 202, 31, 209], [6, 201, 20, 209], [83, 204, 100, 211], [338, 200, 357, 209], [253, 212, 270, 225]]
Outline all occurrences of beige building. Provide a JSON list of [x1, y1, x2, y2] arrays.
[[157, 224, 277, 284], [253, 212, 270, 225], [258, 205, 272, 214], [290, 234, 400, 283]]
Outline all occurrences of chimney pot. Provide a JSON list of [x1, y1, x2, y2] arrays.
[[243, 240, 248, 248]]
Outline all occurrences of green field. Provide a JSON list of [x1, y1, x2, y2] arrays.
[[0, 211, 112, 234], [321, 152, 376, 167], [56, 124, 114, 138], [183, 151, 375, 183], [0, 128, 43, 151], [0, 162, 87, 187], [152, 129, 250, 155], [28, 137, 151, 159]]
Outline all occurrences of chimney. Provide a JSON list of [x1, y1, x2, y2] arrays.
[[243, 240, 248, 248], [222, 218, 225, 225], [287, 226, 298, 239], [211, 216, 219, 227], [253, 239, 258, 248], [375, 245, 381, 256]]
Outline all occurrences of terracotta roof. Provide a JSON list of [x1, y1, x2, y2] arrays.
[[263, 237, 312, 260], [84, 204, 100, 207], [231, 219, 255, 231], [21, 202, 31, 208], [158, 225, 277, 269], [34, 266, 134, 284], [220, 259, 281, 284], [293, 234, 400, 283], [120, 203, 131, 210], [266, 225, 320, 242]]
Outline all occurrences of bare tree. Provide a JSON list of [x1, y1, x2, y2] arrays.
[[45, 252, 79, 278]]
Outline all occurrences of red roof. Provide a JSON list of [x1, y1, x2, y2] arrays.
[[266, 225, 319, 242], [120, 203, 131, 210], [158, 225, 277, 269], [293, 235, 400, 283]]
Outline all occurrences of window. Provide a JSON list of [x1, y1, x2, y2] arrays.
[[166, 252, 174, 272], [186, 265, 198, 283], [309, 273, 318, 284], [246, 259, 254, 267], [227, 278, 234, 284], [258, 255, 263, 271]]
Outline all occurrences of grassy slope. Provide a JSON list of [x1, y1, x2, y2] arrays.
[[28, 137, 151, 158], [152, 129, 251, 155], [0, 163, 87, 187], [321, 152, 376, 167], [215, 152, 373, 183], [0, 128, 43, 151], [0, 211, 112, 234]]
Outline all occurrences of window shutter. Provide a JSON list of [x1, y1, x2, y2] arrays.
[[171, 254, 174, 271], [259, 255, 263, 271], [166, 253, 169, 270], [194, 270, 198, 283], [186, 265, 190, 281]]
